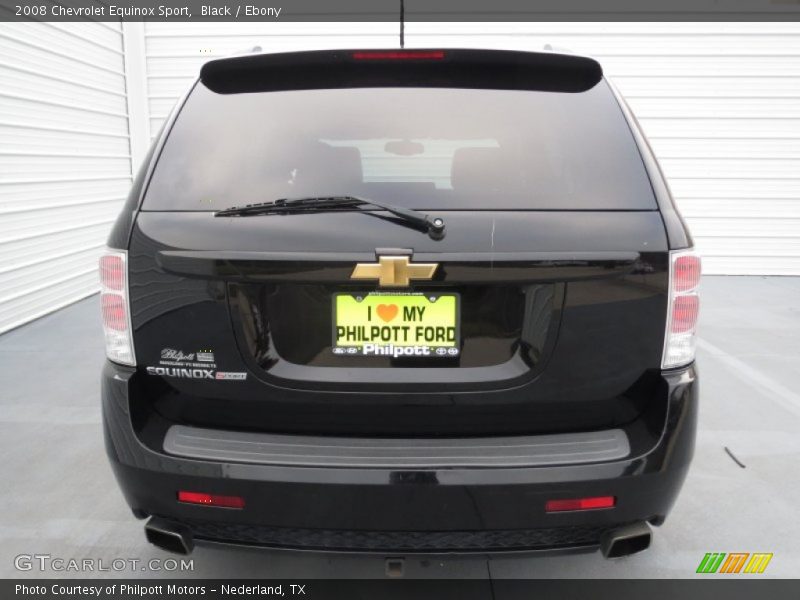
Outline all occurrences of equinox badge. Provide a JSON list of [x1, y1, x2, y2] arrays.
[[351, 256, 438, 287]]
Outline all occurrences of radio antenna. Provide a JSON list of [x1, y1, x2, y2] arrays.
[[399, 0, 405, 48]]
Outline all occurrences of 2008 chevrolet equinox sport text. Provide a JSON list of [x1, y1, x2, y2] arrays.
[[100, 48, 700, 558]]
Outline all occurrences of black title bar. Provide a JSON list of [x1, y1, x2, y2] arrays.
[[5, 579, 800, 600], [2, 0, 800, 22]]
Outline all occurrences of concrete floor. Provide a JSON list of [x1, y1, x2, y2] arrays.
[[0, 276, 798, 579]]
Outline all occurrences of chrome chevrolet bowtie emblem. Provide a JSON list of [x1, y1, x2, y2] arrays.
[[350, 256, 438, 287]]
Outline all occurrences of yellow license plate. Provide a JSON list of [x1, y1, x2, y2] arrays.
[[333, 292, 460, 357]]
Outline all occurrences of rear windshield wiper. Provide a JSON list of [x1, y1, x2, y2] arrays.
[[215, 196, 445, 237]]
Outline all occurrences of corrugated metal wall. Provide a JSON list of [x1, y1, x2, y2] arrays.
[[0, 23, 132, 333], [144, 22, 800, 276]]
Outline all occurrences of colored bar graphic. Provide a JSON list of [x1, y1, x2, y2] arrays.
[[719, 553, 749, 574], [697, 552, 773, 574], [744, 553, 773, 574], [697, 553, 726, 573]]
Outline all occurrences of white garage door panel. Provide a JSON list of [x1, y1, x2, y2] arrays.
[[687, 218, 800, 238], [0, 176, 131, 211], [0, 22, 122, 60], [0, 247, 106, 303], [148, 97, 183, 121], [147, 75, 195, 99], [650, 139, 800, 160], [659, 158, 800, 180], [0, 25, 124, 73], [147, 21, 400, 37], [706, 257, 799, 276], [407, 20, 800, 49], [0, 155, 131, 180], [668, 179, 799, 200], [0, 270, 102, 334], [680, 198, 800, 219], [616, 77, 800, 98], [0, 124, 130, 156], [0, 95, 128, 133], [45, 22, 124, 50], [146, 33, 397, 56], [0, 49, 125, 97], [2, 201, 127, 241], [0, 67, 128, 114], [0, 23, 131, 334], [406, 21, 797, 33], [702, 237, 800, 255], [0, 222, 117, 273], [0, 179, 131, 212], [407, 34, 800, 56], [698, 239, 800, 276], [629, 98, 800, 119], [592, 56, 800, 77], [640, 119, 800, 139]]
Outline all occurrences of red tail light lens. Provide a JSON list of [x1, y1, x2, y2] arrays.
[[546, 496, 615, 513], [352, 50, 446, 61], [99, 255, 124, 291], [674, 254, 701, 292], [101, 295, 127, 331], [178, 491, 245, 509], [662, 249, 701, 368], [99, 249, 135, 365], [671, 295, 700, 334]]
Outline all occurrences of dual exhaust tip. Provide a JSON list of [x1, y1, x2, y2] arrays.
[[144, 517, 652, 559], [600, 521, 652, 559], [144, 518, 194, 555]]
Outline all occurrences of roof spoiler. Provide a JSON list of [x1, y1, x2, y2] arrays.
[[200, 48, 603, 95]]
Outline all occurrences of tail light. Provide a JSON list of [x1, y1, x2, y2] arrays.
[[662, 250, 701, 368], [178, 491, 245, 509], [99, 249, 135, 365], [545, 496, 616, 513]]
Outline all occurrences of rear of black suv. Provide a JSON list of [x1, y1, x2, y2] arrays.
[[100, 49, 700, 557]]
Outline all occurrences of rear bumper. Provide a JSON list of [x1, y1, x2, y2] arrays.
[[102, 362, 697, 553]]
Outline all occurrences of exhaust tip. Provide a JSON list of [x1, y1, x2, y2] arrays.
[[601, 522, 652, 559], [145, 517, 194, 555]]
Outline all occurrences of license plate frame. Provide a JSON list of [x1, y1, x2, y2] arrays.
[[332, 291, 461, 358]]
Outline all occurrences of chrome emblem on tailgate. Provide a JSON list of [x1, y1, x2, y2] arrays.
[[350, 256, 438, 287]]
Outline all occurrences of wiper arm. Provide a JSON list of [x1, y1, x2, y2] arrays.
[[215, 195, 446, 237]]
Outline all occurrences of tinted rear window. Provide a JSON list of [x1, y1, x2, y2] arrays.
[[144, 81, 655, 211]]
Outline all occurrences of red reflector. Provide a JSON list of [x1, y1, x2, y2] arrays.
[[671, 294, 700, 334], [674, 255, 701, 292], [178, 491, 245, 509], [352, 50, 445, 61], [101, 294, 127, 331], [545, 496, 615, 513], [99, 255, 123, 291]]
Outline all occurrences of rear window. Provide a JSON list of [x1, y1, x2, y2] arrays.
[[144, 81, 656, 211]]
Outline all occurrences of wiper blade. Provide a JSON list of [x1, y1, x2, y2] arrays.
[[216, 196, 362, 215], [215, 195, 445, 237]]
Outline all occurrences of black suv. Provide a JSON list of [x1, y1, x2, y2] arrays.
[[100, 49, 700, 558]]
